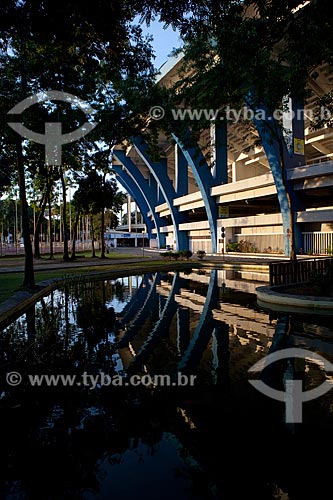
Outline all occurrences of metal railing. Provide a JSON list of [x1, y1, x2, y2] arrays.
[[269, 257, 333, 286]]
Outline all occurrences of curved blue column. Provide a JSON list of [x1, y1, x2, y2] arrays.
[[116, 272, 161, 348], [112, 150, 167, 248], [252, 113, 303, 255], [172, 133, 219, 253], [118, 274, 152, 327], [175, 144, 189, 196], [132, 137, 189, 251], [126, 272, 181, 373], [112, 166, 154, 238]]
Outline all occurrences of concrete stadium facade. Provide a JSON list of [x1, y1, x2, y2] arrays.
[[112, 56, 333, 256]]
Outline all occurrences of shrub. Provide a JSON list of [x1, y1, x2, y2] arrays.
[[196, 250, 206, 260], [226, 241, 240, 252], [238, 240, 257, 253], [160, 251, 172, 259], [226, 240, 257, 253], [179, 250, 193, 259], [161, 250, 192, 260]]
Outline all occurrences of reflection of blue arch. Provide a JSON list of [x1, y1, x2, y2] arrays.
[[116, 273, 160, 349], [119, 274, 151, 327], [178, 269, 218, 372], [126, 272, 181, 373], [112, 166, 154, 238], [172, 133, 219, 253], [261, 314, 290, 386], [132, 137, 189, 251], [113, 150, 167, 248], [177, 307, 190, 356], [211, 323, 230, 387]]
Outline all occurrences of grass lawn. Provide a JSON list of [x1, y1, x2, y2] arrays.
[[0, 260, 193, 304], [0, 250, 137, 262], [0, 274, 24, 303]]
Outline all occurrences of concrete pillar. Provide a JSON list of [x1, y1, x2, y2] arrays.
[[232, 161, 237, 183], [291, 97, 305, 168], [134, 202, 138, 247], [210, 120, 228, 184], [127, 194, 131, 233], [174, 144, 188, 196]]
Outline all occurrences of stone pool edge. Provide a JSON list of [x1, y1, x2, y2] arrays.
[[256, 284, 333, 311]]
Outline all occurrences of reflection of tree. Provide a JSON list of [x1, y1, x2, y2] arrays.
[[113, 281, 126, 302]]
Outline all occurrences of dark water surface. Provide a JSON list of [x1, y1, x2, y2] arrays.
[[0, 268, 333, 499]]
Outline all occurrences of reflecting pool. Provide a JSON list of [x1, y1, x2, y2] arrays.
[[0, 268, 333, 499]]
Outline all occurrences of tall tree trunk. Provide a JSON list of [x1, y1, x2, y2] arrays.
[[100, 172, 106, 258], [91, 214, 96, 258], [71, 208, 80, 260], [34, 190, 48, 259], [16, 37, 35, 286], [17, 138, 35, 288], [101, 207, 106, 258], [60, 167, 69, 261], [48, 190, 53, 259], [34, 170, 54, 258]]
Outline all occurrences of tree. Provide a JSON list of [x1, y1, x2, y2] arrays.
[[73, 170, 120, 258], [0, 0, 156, 286]]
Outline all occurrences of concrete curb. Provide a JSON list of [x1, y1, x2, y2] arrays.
[[203, 261, 269, 272], [256, 285, 333, 313]]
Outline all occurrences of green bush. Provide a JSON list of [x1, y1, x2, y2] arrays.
[[196, 250, 206, 260], [160, 251, 172, 259], [226, 240, 257, 253], [161, 250, 193, 260], [226, 242, 240, 252], [179, 250, 193, 259]]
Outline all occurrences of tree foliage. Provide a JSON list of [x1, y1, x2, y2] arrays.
[[0, 0, 158, 283], [143, 0, 333, 135]]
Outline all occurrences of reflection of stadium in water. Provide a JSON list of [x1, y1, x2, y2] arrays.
[[1, 268, 333, 499]]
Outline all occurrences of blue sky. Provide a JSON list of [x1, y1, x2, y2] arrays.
[[141, 19, 182, 70]]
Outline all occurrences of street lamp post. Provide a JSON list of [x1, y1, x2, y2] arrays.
[[221, 226, 225, 260]]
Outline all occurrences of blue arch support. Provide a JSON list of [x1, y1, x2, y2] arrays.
[[116, 272, 161, 349], [178, 269, 218, 373], [172, 132, 220, 253], [211, 120, 228, 184], [118, 274, 152, 327], [132, 137, 189, 251], [252, 109, 303, 256], [112, 150, 167, 249], [175, 144, 188, 196], [112, 166, 154, 238], [126, 272, 182, 374]]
